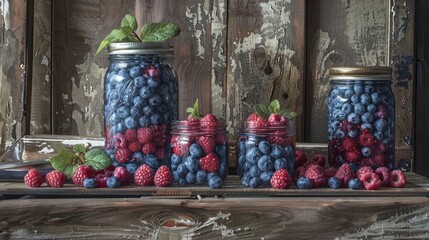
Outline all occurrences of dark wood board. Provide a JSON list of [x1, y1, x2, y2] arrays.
[[1, 196, 429, 239]]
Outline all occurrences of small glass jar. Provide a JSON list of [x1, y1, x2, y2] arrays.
[[170, 121, 228, 188], [328, 66, 395, 169], [237, 120, 296, 188], [103, 43, 178, 170]]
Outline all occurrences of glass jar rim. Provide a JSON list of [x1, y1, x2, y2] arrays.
[[108, 42, 174, 56]]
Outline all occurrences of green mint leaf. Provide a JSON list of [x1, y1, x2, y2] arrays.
[[73, 143, 91, 154], [255, 104, 270, 119], [49, 151, 79, 179], [85, 149, 112, 171], [269, 99, 281, 113], [95, 29, 132, 55], [121, 14, 137, 31], [278, 109, 297, 120], [186, 99, 200, 118], [140, 23, 181, 42]]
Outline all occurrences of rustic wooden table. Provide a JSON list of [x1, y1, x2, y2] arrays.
[[1, 173, 429, 239]]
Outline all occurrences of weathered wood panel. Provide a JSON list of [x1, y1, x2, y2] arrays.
[[0, 0, 27, 156], [1, 197, 429, 239], [30, 0, 51, 135], [226, 0, 306, 138]]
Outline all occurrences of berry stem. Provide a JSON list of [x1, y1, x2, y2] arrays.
[[78, 153, 86, 164], [132, 31, 142, 42]]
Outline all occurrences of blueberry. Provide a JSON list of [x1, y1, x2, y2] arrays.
[[125, 86, 139, 97], [171, 154, 182, 165], [116, 122, 126, 133], [347, 113, 360, 124], [112, 161, 123, 167], [270, 145, 284, 158], [186, 172, 197, 184], [257, 155, 274, 171], [241, 172, 251, 187], [351, 94, 359, 103], [246, 147, 263, 164], [244, 162, 253, 171], [208, 174, 223, 188], [348, 130, 358, 138], [142, 106, 155, 116], [354, 103, 365, 115], [348, 178, 362, 190], [353, 85, 363, 95], [238, 154, 246, 168], [124, 116, 138, 129], [116, 69, 131, 82], [360, 123, 373, 132], [245, 138, 258, 149], [133, 76, 146, 87], [121, 94, 134, 106], [133, 96, 146, 108], [140, 86, 153, 99], [130, 66, 143, 78], [147, 78, 160, 88], [249, 165, 262, 178], [361, 112, 374, 123], [107, 176, 121, 188], [109, 112, 121, 125], [360, 93, 371, 105], [284, 145, 294, 158], [157, 104, 168, 114], [375, 119, 387, 132], [260, 171, 274, 184], [125, 163, 138, 174], [171, 164, 178, 171], [149, 95, 162, 106], [130, 106, 142, 118], [344, 89, 354, 99], [341, 103, 352, 115], [144, 155, 160, 169], [249, 177, 262, 188], [348, 163, 360, 173], [139, 116, 150, 127], [83, 178, 98, 188], [117, 106, 130, 119], [196, 170, 207, 184], [184, 155, 200, 172], [296, 177, 312, 189], [328, 177, 341, 189], [157, 84, 169, 95], [258, 140, 271, 155], [274, 158, 287, 170], [330, 89, 340, 97], [162, 93, 172, 104], [335, 129, 346, 139], [150, 114, 162, 125], [332, 98, 344, 109], [374, 131, 384, 140], [215, 145, 227, 157], [333, 109, 346, 121], [364, 85, 375, 94], [371, 92, 380, 104], [189, 143, 203, 157], [132, 152, 145, 163], [361, 147, 371, 157], [176, 164, 189, 178], [179, 178, 187, 186]]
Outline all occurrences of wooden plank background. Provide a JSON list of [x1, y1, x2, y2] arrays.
[[0, 0, 418, 167]]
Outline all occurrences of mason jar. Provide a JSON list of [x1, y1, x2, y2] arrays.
[[169, 121, 228, 188], [237, 120, 296, 188], [104, 43, 178, 171], [328, 66, 395, 169]]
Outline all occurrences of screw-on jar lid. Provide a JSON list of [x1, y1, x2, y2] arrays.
[[107, 42, 174, 56], [329, 66, 392, 80]]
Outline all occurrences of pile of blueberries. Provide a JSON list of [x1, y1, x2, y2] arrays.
[[104, 54, 178, 170], [237, 137, 295, 188], [328, 81, 395, 168]]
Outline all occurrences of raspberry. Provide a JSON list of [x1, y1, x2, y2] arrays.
[[145, 65, 160, 78], [24, 169, 43, 187], [372, 140, 386, 154], [155, 147, 166, 161], [360, 172, 381, 190], [124, 129, 138, 142], [216, 134, 227, 144], [185, 116, 200, 127], [267, 131, 289, 146], [137, 127, 153, 144], [128, 141, 142, 153], [374, 104, 388, 119], [115, 148, 132, 163], [72, 165, 95, 186], [304, 165, 326, 188], [246, 112, 268, 129], [113, 133, 127, 149], [96, 174, 109, 188], [200, 152, 220, 172], [356, 166, 374, 180], [312, 154, 326, 167], [172, 142, 189, 157], [293, 166, 306, 183], [373, 153, 385, 167], [295, 150, 307, 168], [325, 167, 337, 179], [358, 131, 375, 147], [197, 136, 216, 154], [45, 170, 66, 188], [268, 113, 281, 125], [340, 120, 358, 132], [302, 160, 317, 170], [200, 114, 219, 131], [335, 163, 354, 187], [154, 165, 173, 187], [113, 166, 131, 185], [134, 164, 154, 186], [375, 167, 390, 187], [344, 149, 361, 162], [142, 142, 157, 155], [270, 169, 292, 189], [360, 157, 376, 168], [341, 137, 357, 151], [390, 170, 407, 188]]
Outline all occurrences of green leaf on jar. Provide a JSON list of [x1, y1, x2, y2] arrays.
[[140, 23, 181, 42], [121, 14, 138, 31]]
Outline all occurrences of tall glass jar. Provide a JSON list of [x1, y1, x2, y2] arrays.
[[237, 119, 296, 188], [170, 121, 228, 188], [104, 43, 178, 171], [328, 66, 395, 169]]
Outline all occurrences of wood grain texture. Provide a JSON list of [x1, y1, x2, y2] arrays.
[[306, 0, 389, 143], [0, 0, 27, 156], [226, 0, 306, 138], [30, 0, 51, 134], [0, 197, 429, 239]]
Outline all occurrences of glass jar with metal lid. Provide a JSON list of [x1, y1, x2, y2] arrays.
[[103, 42, 178, 171], [328, 66, 395, 170]]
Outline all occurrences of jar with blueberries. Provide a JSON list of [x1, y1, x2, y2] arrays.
[[237, 119, 296, 188], [328, 66, 395, 169], [104, 43, 178, 171], [169, 121, 228, 188]]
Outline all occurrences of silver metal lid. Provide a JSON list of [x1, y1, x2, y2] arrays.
[[107, 42, 174, 56], [329, 66, 392, 80]]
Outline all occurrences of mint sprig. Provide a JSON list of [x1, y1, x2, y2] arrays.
[[186, 99, 201, 119], [255, 99, 297, 120], [49, 143, 112, 178], [96, 14, 181, 54]]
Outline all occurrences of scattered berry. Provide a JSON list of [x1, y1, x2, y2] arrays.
[[83, 178, 98, 188], [348, 178, 362, 190], [335, 163, 354, 187], [325, 167, 337, 179], [328, 177, 342, 189], [208, 174, 223, 188], [24, 169, 43, 187], [72, 165, 95, 186], [113, 166, 131, 185], [304, 165, 326, 188], [200, 153, 220, 173], [312, 154, 326, 167], [134, 164, 154, 186], [361, 172, 381, 190], [295, 150, 308, 168], [107, 176, 121, 188], [356, 166, 374, 180], [296, 177, 312, 189], [154, 165, 173, 187], [375, 167, 390, 187], [390, 170, 406, 188], [270, 169, 292, 189], [45, 170, 66, 188]]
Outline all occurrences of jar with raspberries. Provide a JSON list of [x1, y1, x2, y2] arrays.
[[328, 66, 395, 169], [170, 100, 228, 188], [104, 43, 178, 172], [237, 100, 296, 188]]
